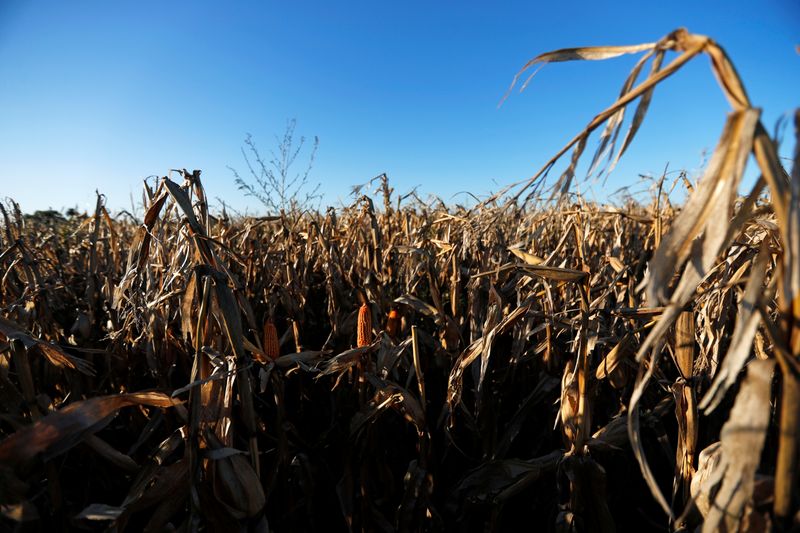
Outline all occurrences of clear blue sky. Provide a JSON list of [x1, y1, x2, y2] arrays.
[[0, 1, 797, 213]]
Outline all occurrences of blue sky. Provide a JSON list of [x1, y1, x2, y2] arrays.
[[0, 1, 797, 213]]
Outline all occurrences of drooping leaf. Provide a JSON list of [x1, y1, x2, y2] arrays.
[[701, 359, 775, 532], [700, 240, 771, 412], [0, 392, 178, 465]]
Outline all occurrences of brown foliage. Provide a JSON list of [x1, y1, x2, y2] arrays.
[[0, 29, 796, 532]]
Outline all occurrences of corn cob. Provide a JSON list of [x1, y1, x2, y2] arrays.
[[357, 303, 372, 347], [263, 320, 280, 360], [385, 308, 400, 339]]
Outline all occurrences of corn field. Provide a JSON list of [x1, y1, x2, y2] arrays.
[[0, 29, 798, 532]]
